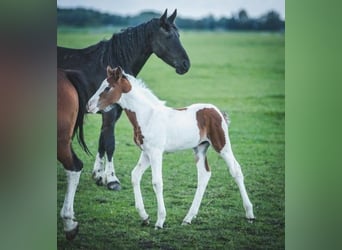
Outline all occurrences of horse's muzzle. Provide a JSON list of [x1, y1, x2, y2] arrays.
[[176, 59, 190, 74]]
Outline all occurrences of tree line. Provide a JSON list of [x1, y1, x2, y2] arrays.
[[57, 8, 284, 32]]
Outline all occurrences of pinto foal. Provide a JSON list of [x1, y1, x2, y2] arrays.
[[87, 66, 255, 229]]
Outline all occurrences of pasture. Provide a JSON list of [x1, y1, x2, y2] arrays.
[[57, 27, 284, 249]]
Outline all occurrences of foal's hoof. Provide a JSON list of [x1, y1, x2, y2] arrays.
[[65, 224, 79, 241], [181, 221, 191, 226], [107, 181, 121, 191]]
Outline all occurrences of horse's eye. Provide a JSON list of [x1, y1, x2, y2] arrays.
[[104, 87, 111, 92]]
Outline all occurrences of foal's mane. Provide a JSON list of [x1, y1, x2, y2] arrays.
[[123, 72, 166, 107]]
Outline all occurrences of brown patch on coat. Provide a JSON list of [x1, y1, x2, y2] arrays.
[[194, 155, 210, 172], [204, 157, 210, 172], [196, 108, 226, 153], [98, 67, 132, 111], [57, 69, 79, 169], [124, 109, 144, 148], [107, 74, 132, 93], [194, 143, 211, 172]]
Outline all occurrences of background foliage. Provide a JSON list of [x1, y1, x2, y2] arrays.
[[57, 8, 285, 31]]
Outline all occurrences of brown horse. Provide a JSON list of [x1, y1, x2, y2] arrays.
[[57, 68, 90, 240]]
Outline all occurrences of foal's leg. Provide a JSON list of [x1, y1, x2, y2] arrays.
[[149, 150, 166, 229], [183, 142, 211, 225], [220, 142, 255, 220], [131, 152, 150, 225]]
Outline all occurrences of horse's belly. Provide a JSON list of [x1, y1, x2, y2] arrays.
[[164, 124, 200, 152]]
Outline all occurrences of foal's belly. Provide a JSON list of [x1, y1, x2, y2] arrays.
[[164, 123, 201, 153]]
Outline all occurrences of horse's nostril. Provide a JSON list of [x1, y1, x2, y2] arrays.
[[182, 60, 189, 69]]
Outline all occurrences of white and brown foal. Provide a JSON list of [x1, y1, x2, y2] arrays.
[[87, 66, 255, 229]]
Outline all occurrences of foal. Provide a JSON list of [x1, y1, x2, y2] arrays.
[[87, 66, 255, 229]]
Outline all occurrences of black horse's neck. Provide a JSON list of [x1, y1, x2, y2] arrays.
[[58, 19, 159, 96], [103, 19, 157, 76]]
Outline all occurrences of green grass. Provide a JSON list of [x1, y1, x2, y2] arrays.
[[57, 29, 284, 249]]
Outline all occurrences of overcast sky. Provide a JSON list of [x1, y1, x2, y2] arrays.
[[57, 0, 285, 20]]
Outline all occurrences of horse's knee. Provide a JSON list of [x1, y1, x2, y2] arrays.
[[72, 154, 83, 172], [152, 179, 163, 193], [131, 168, 141, 186]]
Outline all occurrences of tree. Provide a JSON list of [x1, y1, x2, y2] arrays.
[[238, 9, 248, 22]]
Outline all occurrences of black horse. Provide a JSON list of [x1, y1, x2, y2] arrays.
[[58, 9, 190, 191]]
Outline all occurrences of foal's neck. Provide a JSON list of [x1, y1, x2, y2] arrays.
[[120, 87, 159, 113]]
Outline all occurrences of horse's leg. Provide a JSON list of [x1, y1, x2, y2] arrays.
[[131, 152, 150, 225], [92, 152, 105, 185], [92, 137, 105, 185], [182, 142, 211, 225], [58, 144, 82, 240], [220, 140, 255, 221], [149, 150, 166, 229], [93, 106, 123, 190]]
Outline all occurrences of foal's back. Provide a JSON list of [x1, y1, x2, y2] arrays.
[[161, 104, 226, 152]]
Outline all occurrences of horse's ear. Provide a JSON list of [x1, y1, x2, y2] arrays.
[[160, 9, 168, 21], [107, 65, 115, 78], [113, 66, 123, 81], [168, 9, 177, 23], [159, 9, 168, 26]]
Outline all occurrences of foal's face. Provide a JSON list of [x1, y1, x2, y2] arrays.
[[87, 66, 131, 113], [151, 10, 190, 75]]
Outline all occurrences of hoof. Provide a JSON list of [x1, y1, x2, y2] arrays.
[[65, 224, 79, 241], [95, 177, 103, 186], [247, 217, 256, 224], [92, 170, 102, 180], [141, 217, 150, 226], [154, 225, 163, 230], [181, 221, 191, 226], [107, 181, 121, 191]]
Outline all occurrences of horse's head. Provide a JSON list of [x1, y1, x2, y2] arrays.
[[150, 9, 190, 74], [87, 66, 130, 113]]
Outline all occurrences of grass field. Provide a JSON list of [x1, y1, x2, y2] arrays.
[[57, 27, 284, 249]]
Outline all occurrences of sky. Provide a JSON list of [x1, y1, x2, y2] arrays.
[[57, 0, 285, 20]]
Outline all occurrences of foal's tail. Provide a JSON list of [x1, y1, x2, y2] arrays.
[[220, 110, 231, 127], [65, 70, 92, 156]]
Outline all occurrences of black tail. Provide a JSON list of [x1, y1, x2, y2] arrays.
[[64, 70, 92, 156]]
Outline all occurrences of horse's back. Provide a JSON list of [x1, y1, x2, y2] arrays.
[[57, 46, 84, 69]]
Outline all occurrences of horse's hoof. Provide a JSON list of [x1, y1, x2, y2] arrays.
[[95, 177, 103, 186], [65, 224, 79, 241], [141, 217, 150, 226], [107, 181, 121, 191], [154, 225, 163, 230], [247, 217, 256, 224], [181, 221, 191, 226]]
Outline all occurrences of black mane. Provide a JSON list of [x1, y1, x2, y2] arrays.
[[103, 19, 159, 72], [71, 19, 159, 75]]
